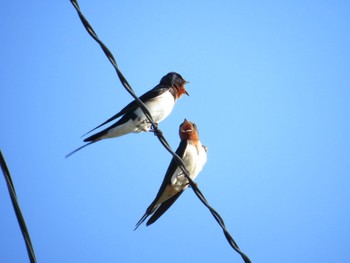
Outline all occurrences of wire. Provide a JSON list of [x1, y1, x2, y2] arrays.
[[70, 1, 251, 262], [0, 150, 37, 263]]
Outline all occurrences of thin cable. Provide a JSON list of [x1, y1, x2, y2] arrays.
[[70, 1, 251, 262], [0, 150, 37, 263], [156, 132, 251, 262], [70, 0, 156, 130]]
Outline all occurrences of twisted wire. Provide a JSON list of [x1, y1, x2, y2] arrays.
[[0, 150, 37, 263], [70, 1, 251, 262]]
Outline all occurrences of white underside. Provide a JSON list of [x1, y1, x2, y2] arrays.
[[155, 141, 207, 206], [170, 141, 207, 191], [102, 91, 175, 139]]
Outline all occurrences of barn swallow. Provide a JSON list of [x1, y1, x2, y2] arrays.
[[135, 119, 207, 230], [66, 72, 189, 157]]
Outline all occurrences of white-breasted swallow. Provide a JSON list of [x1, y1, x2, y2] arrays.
[[66, 72, 188, 157], [135, 119, 207, 229]]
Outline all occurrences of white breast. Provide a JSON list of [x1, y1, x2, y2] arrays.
[[133, 91, 175, 123], [144, 91, 175, 122], [171, 141, 207, 190]]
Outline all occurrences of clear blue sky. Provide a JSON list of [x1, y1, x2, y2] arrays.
[[1, 1, 349, 262]]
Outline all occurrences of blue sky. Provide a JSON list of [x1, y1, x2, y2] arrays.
[[1, 1, 349, 262]]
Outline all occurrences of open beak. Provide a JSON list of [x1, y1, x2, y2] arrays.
[[184, 81, 190, 96], [181, 119, 193, 133]]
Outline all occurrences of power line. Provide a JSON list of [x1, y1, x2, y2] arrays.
[[0, 150, 37, 263], [70, 1, 251, 262]]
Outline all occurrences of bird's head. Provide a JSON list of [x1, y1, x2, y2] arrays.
[[160, 72, 189, 97], [179, 119, 199, 141]]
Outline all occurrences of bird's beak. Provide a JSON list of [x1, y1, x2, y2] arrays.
[[181, 119, 193, 133], [184, 81, 190, 96]]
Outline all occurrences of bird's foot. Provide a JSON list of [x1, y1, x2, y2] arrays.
[[149, 122, 158, 131], [149, 123, 162, 136]]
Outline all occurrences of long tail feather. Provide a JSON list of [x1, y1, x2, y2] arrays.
[[80, 112, 123, 138], [146, 191, 183, 226], [65, 141, 95, 158], [134, 213, 150, 231]]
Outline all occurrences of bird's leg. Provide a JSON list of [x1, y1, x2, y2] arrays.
[[149, 122, 158, 131], [149, 122, 162, 136]]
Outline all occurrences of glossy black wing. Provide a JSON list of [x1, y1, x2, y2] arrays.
[[146, 190, 184, 226], [82, 85, 170, 137], [149, 140, 188, 205], [134, 140, 188, 230]]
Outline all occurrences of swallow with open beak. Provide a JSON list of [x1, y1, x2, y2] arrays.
[[67, 72, 189, 157], [135, 119, 207, 229]]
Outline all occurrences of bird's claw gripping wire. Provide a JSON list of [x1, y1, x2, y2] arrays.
[[150, 123, 163, 136]]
